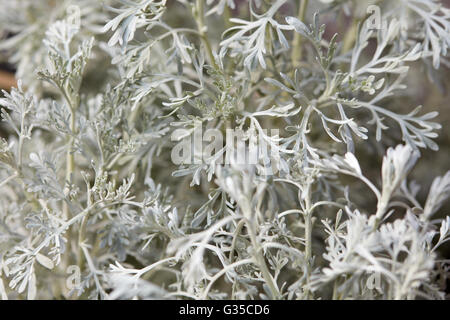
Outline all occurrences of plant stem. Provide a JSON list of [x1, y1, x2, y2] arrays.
[[77, 215, 88, 270], [17, 113, 26, 170], [66, 110, 75, 187], [63, 87, 77, 219], [245, 218, 281, 299], [332, 278, 340, 300], [303, 183, 313, 299], [341, 18, 359, 54], [0, 173, 18, 189], [229, 219, 246, 263], [194, 0, 219, 69], [202, 258, 254, 299], [61, 87, 77, 278], [304, 212, 312, 263], [291, 0, 309, 68], [223, 3, 232, 29]]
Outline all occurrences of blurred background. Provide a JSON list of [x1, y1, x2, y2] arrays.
[[0, 0, 449, 281]]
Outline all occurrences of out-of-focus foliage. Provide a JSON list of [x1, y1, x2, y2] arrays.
[[0, 0, 449, 300]]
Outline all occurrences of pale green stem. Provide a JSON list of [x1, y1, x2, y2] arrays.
[[332, 278, 340, 300], [77, 214, 88, 270], [291, 0, 309, 68], [194, 0, 219, 69], [202, 258, 254, 299], [223, 3, 232, 29], [341, 18, 360, 56], [303, 184, 313, 299], [17, 113, 26, 170], [245, 218, 281, 299], [229, 219, 246, 263], [0, 173, 18, 189]]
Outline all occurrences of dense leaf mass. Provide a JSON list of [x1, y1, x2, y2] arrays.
[[0, 0, 449, 300]]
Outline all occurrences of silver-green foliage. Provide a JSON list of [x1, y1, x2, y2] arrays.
[[0, 0, 449, 300]]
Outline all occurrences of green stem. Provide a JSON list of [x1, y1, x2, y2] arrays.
[[291, 0, 309, 68], [332, 278, 340, 300], [194, 0, 219, 69], [77, 214, 88, 270], [223, 3, 232, 29], [0, 173, 18, 189], [62, 90, 77, 273], [303, 184, 313, 299], [245, 218, 281, 299], [304, 213, 312, 263], [17, 113, 26, 170], [229, 219, 246, 263], [304, 214, 313, 300], [66, 109, 75, 189], [341, 18, 360, 54]]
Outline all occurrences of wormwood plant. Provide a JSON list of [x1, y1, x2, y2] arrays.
[[0, 0, 449, 300]]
